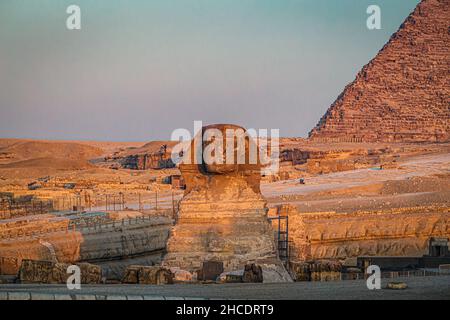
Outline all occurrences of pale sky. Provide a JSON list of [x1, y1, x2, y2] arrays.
[[0, 0, 420, 141]]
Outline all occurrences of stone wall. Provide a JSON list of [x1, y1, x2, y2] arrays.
[[0, 217, 171, 275], [309, 0, 450, 143], [0, 214, 68, 238]]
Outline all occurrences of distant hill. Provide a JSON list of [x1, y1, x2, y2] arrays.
[[0, 140, 104, 164]]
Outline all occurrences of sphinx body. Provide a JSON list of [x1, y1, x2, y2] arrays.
[[163, 124, 280, 272]]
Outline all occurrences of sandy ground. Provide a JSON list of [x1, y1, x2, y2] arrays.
[[262, 152, 450, 211], [262, 153, 450, 198], [1, 139, 448, 218]]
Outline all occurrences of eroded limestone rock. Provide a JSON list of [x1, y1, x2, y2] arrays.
[[196, 260, 224, 281], [242, 263, 263, 283], [163, 124, 285, 275], [121, 265, 173, 285]]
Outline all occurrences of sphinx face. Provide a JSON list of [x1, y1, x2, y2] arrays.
[[199, 124, 258, 174], [179, 124, 262, 195]]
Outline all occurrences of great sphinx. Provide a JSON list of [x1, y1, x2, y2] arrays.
[[163, 124, 283, 274]]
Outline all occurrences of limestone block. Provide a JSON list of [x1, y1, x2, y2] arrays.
[[169, 267, 193, 282], [242, 263, 263, 283], [290, 262, 311, 281], [18, 259, 101, 284], [77, 262, 102, 284], [197, 261, 224, 281], [19, 259, 53, 283], [138, 266, 173, 285], [122, 265, 174, 285], [121, 265, 140, 284]]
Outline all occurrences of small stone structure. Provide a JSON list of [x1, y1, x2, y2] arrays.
[[284, 205, 450, 261], [122, 265, 173, 285], [197, 260, 224, 281]]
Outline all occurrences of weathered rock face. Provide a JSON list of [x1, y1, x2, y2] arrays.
[[284, 205, 450, 261], [309, 0, 450, 143], [121, 153, 174, 170], [163, 124, 280, 272]]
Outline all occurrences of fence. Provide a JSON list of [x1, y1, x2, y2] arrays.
[[0, 190, 181, 216], [0, 199, 53, 219], [59, 191, 181, 214]]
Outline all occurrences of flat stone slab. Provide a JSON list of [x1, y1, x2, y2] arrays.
[[75, 294, 97, 300], [31, 293, 55, 300], [143, 295, 165, 300], [106, 295, 127, 300], [8, 292, 31, 300]]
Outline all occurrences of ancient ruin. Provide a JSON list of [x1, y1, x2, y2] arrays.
[[0, 0, 449, 299], [163, 124, 286, 276], [309, 0, 450, 143]]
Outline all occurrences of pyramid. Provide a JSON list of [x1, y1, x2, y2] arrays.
[[309, 0, 449, 143]]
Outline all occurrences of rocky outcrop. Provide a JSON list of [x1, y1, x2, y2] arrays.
[[121, 153, 174, 170], [102, 143, 177, 170], [285, 205, 450, 261], [309, 0, 450, 143]]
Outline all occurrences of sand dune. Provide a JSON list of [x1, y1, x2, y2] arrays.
[[0, 140, 103, 163]]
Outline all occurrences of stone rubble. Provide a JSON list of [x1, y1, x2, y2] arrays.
[[121, 265, 174, 285]]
